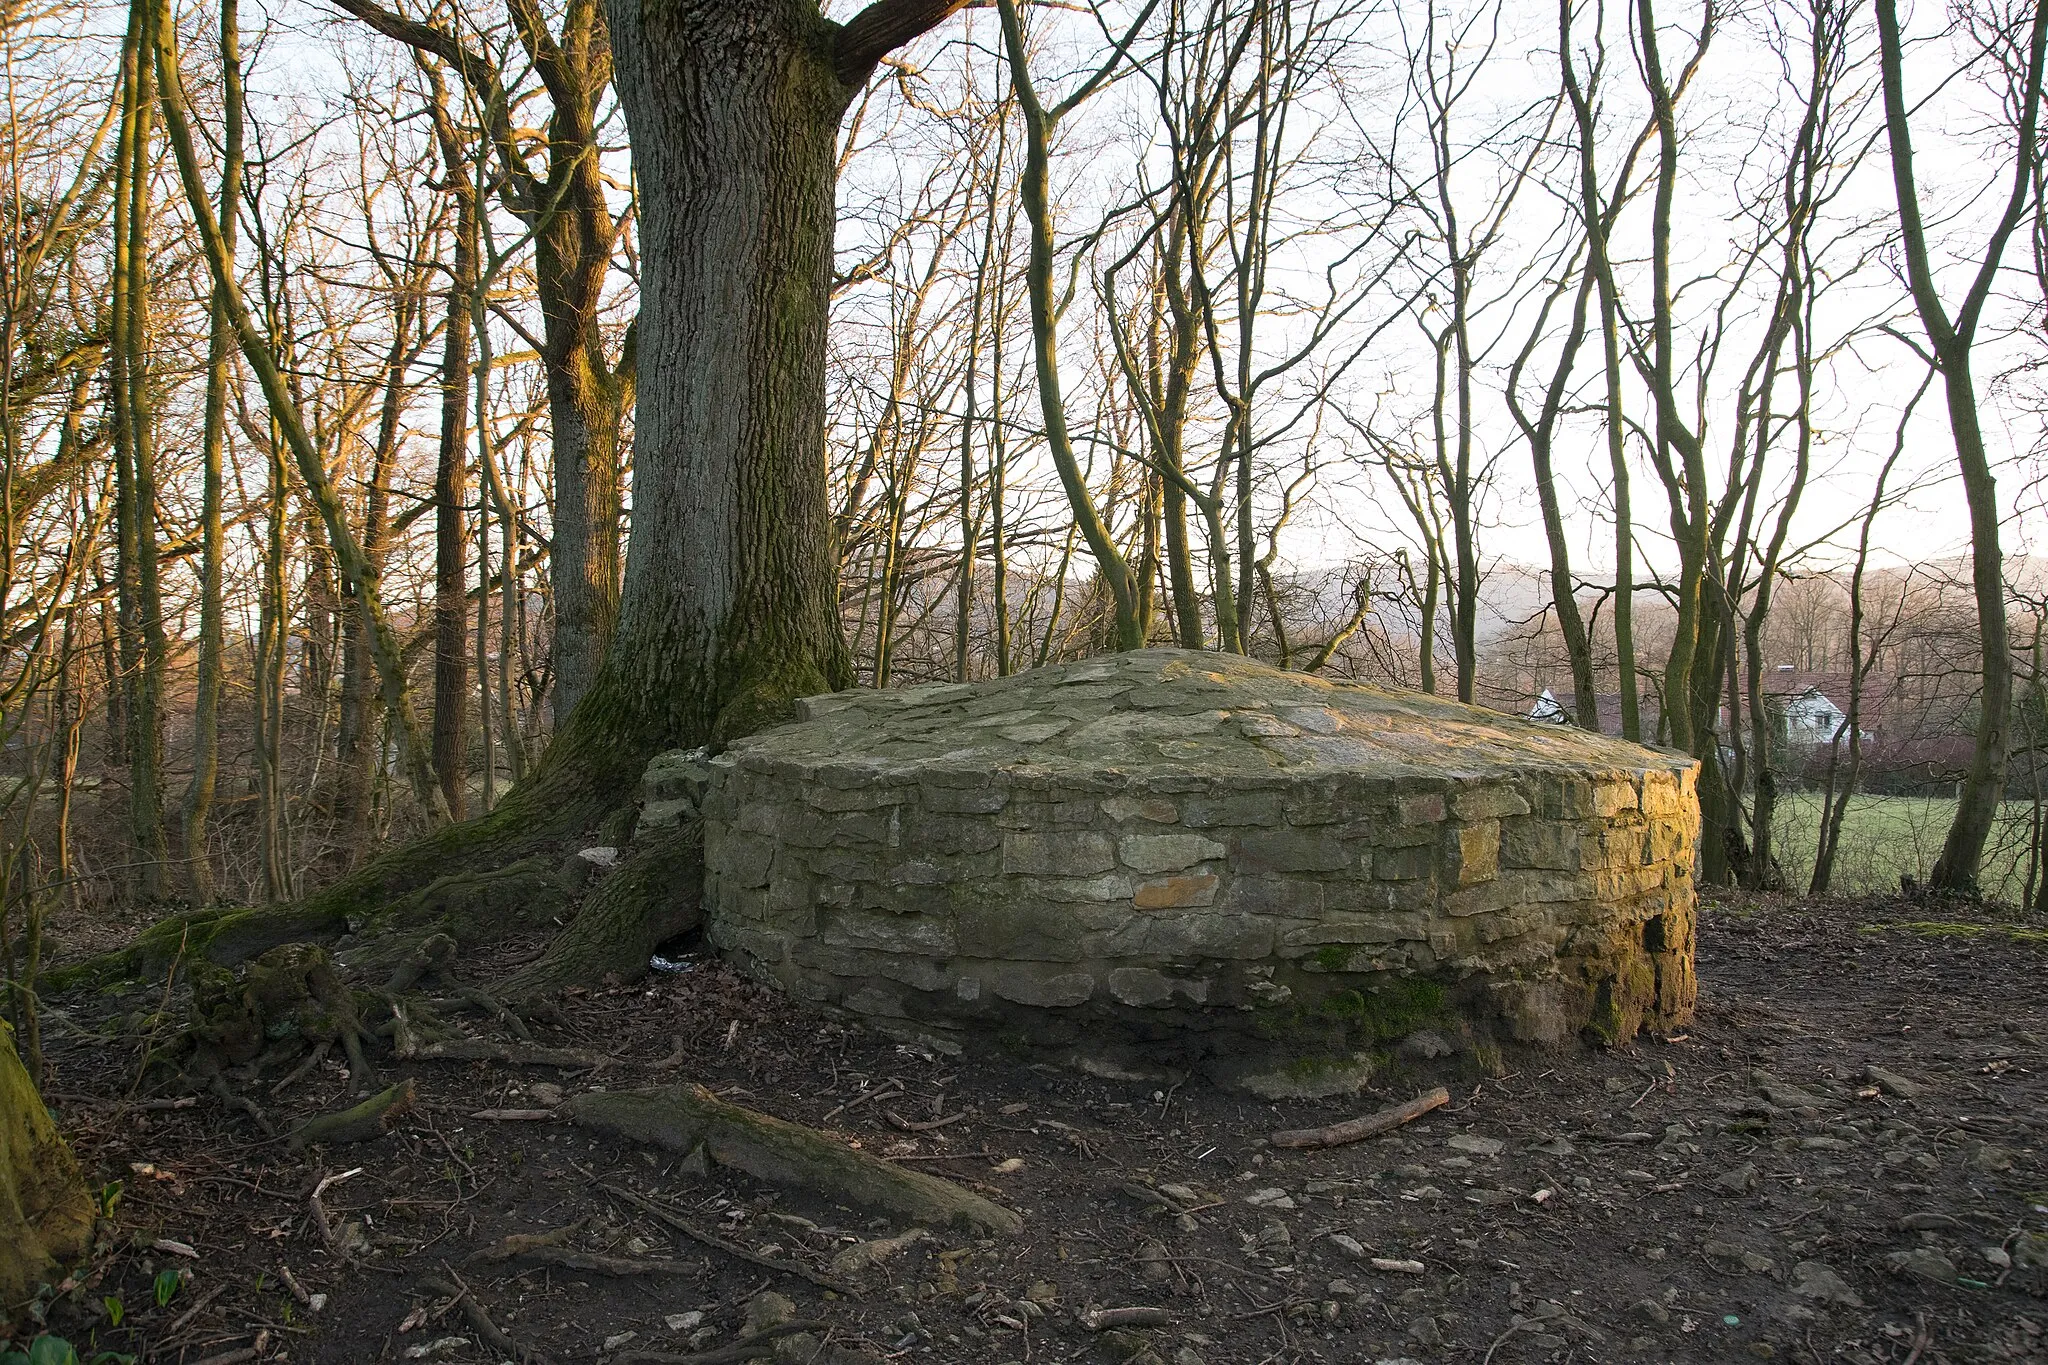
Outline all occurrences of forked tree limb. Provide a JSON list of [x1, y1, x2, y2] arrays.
[[835, 0, 974, 85]]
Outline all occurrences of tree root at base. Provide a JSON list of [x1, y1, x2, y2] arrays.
[[289, 1079, 416, 1149], [563, 1083, 1021, 1234]]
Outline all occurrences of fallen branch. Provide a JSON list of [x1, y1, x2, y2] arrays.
[[1082, 1306, 1172, 1330], [598, 1180, 856, 1296], [190, 1334, 268, 1365], [1268, 1086, 1449, 1151], [565, 1084, 1021, 1233], [289, 1079, 416, 1149], [467, 1222, 585, 1263], [489, 1244, 692, 1277], [468, 1109, 558, 1121], [308, 1167, 366, 1266], [884, 1109, 968, 1132]]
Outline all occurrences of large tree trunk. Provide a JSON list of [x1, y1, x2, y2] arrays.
[[71, 0, 964, 994], [583, 0, 855, 757]]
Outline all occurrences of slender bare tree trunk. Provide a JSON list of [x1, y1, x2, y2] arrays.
[[425, 62, 473, 820], [176, 0, 241, 902], [112, 0, 168, 898], [1878, 0, 2045, 891]]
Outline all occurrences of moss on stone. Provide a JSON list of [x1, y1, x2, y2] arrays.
[[0, 1021, 91, 1315]]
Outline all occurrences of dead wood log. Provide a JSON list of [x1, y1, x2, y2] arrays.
[[1268, 1086, 1449, 1151], [564, 1084, 1022, 1233], [289, 1079, 416, 1149]]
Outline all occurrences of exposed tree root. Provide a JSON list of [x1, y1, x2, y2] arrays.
[[563, 1083, 1023, 1233], [496, 821, 704, 1000], [288, 1079, 417, 1149]]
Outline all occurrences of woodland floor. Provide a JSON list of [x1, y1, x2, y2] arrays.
[[19, 890, 2048, 1365]]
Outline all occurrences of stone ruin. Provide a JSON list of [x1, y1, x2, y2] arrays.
[[681, 649, 1698, 1093]]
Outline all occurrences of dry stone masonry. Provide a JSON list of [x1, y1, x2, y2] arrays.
[[691, 649, 1698, 1091]]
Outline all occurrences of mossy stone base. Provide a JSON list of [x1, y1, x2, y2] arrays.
[[698, 649, 1701, 1077]]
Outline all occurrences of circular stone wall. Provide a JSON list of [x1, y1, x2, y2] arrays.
[[699, 649, 1697, 1086]]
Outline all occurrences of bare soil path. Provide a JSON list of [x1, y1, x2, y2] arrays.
[[23, 892, 2046, 1364]]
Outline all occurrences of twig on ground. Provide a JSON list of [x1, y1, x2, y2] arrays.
[[611, 1320, 825, 1365], [189, 1330, 269, 1365], [421, 1268, 555, 1365], [308, 1167, 366, 1266], [820, 1084, 902, 1122], [1082, 1306, 1172, 1330], [409, 1039, 604, 1069], [597, 1179, 857, 1296], [884, 1109, 968, 1132]]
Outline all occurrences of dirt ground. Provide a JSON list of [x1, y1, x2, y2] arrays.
[[17, 890, 2047, 1365]]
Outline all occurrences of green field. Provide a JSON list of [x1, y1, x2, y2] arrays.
[[1768, 791, 2043, 904]]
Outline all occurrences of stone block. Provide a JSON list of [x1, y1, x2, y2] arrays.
[[1133, 873, 1219, 908], [1501, 818, 1578, 870], [791, 941, 950, 992], [1324, 878, 1434, 915], [899, 813, 1004, 856], [1230, 830, 1354, 873], [1592, 776, 1640, 817], [844, 985, 909, 1018], [1444, 878, 1513, 918], [1374, 844, 1434, 881], [955, 899, 1096, 961], [1398, 791, 1447, 825], [709, 923, 791, 966], [1221, 877, 1325, 917], [1028, 873, 1135, 903], [1528, 771, 1595, 819], [1106, 967, 1175, 1007], [984, 964, 1095, 1008], [1120, 833, 1227, 874], [1102, 913, 1275, 960], [1101, 795, 1180, 823], [923, 784, 1011, 815], [1452, 784, 1532, 821], [1180, 793, 1286, 828], [1279, 914, 1429, 947], [708, 831, 776, 889], [804, 783, 912, 813], [1002, 830, 1116, 876], [1445, 821, 1500, 887], [819, 908, 956, 957]]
